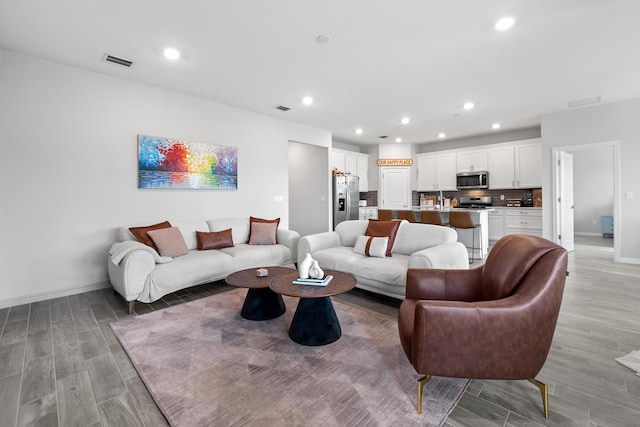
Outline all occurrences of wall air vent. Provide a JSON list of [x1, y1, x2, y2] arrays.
[[378, 135, 388, 139], [275, 105, 291, 111], [103, 54, 134, 68], [568, 96, 602, 108]]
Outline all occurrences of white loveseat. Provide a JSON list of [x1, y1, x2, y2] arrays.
[[297, 220, 469, 300], [108, 218, 299, 313]]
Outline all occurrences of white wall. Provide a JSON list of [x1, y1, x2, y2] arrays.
[[570, 146, 614, 235], [0, 49, 331, 307], [541, 98, 640, 263]]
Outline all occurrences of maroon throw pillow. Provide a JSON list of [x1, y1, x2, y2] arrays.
[[248, 216, 280, 243], [197, 229, 234, 250], [129, 221, 172, 250], [365, 220, 402, 257]]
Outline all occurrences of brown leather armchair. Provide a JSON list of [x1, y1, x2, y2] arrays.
[[398, 234, 568, 418]]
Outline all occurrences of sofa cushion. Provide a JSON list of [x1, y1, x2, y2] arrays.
[[353, 235, 388, 258], [335, 220, 369, 247], [129, 221, 172, 250], [392, 222, 458, 255], [197, 229, 234, 250], [207, 218, 250, 244], [249, 221, 278, 245], [147, 227, 189, 257], [365, 220, 402, 257], [220, 243, 292, 270], [170, 220, 211, 250]]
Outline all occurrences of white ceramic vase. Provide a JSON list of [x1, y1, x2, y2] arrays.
[[308, 260, 324, 279], [298, 253, 314, 279]]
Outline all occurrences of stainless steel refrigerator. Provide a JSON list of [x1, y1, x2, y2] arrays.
[[333, 174, 359, 229]]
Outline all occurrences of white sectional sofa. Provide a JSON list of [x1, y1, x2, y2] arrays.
[[108, 217, 299, 313], [297, 220, 469, 300]]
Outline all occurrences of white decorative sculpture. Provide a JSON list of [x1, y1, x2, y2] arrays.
[[308, 260, 324, 279], [298, 253, 314, 279]]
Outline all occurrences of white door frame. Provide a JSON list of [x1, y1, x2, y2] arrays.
[[552, 140, 621, 262]]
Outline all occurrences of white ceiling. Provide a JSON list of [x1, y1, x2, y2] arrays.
[[2, 0, 640, 146]]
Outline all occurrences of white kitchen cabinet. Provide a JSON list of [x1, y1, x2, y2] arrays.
[[456, 149, 488, 173], [488, 139, 541, 189], [359, 207, 377, 220], [332, 148, 369, 191], [331, 150, 345, 172], [345, 152, 358, 175], [417, 152, 457, 191], [488, 208, 505, 243], [515, 142, 542, 188], [505, 208, 542, 237], [356, 153, 369, 192]]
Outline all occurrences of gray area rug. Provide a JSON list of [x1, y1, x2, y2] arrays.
[[111, 288, 469, 426]]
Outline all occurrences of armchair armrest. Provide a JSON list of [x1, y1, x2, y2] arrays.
[[297, 232, 341, 263], [406, 267, 483, 301], [411, 295, 555, 379]]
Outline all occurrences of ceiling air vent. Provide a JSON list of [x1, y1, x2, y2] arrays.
[[103, 54, 134, 68], [275, 105, 291, 112], [378, 135, 389, 139], [568, 96, 602, 108]]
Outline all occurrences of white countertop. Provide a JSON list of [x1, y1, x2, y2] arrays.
[[413, 206, 495, 213]]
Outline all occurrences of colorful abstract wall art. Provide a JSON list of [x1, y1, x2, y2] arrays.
[[137, 135, 238, 189]]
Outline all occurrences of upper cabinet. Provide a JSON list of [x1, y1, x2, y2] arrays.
[[456, 149, 488, 173], [417, 152, 457, 191], [331, 148, 369, 192], [488, 139, 541, 189]]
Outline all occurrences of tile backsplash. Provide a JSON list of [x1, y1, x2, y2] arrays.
[[361, 188, 541, 208]]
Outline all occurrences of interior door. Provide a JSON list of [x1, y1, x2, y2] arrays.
[[380, 167, 410, 209], [559, 151, 575, 251]]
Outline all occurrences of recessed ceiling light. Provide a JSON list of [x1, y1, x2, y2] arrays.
[[401, 117, 410, 125], [163, 47, 180, 60], [438, 133, 446, 139], [495, 17, 515, 31], [492, 123, 501, 129], [463, 102, 474, 110], [302, 96, 313, 106], [355, 128, 363, 135], [395, 137, 402, 143], [316, 34, 331, 45]]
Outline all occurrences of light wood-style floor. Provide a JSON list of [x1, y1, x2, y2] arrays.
[[1, 235, 638, 426]]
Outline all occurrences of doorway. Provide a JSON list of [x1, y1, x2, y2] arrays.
[[288, 141, 330, 237], [553, 141, 620, 260]]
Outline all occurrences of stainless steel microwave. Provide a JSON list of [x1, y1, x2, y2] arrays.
[[456, 171, 489, 189]]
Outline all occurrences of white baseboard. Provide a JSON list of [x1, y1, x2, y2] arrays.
[[0, 281, 111, 309], [574, 232, 604, 237], [616, 257, 640, 265]]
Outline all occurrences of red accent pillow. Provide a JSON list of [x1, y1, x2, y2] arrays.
[[196, 229, 234, 250], [248, 217, 280, 244], [365, 220, 402, 257], [129, 221, 172, 250]]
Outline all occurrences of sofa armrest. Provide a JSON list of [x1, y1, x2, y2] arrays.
[[297, 232, 341, 263], [408, 242, 470, 270], [108, 249, 156, 302], [277, 228, 300, 258]]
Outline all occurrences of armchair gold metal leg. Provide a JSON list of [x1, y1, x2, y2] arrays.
[[416, 375, 431, 414], [527, 378, 549, 418]]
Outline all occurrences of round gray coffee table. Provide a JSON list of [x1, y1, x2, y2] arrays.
[[269, 269, 356, 346], [225, 267, 294, 320]]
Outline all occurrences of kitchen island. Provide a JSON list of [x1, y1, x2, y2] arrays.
[[412, 207, 493, 261]]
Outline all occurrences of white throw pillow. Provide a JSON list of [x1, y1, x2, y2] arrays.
[[353, 235, 389, 258]]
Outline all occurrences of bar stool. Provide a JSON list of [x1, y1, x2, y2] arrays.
[[420, 210, 449, 226], [396, 210, 417, 222], [377, 209, 394, 221], [449, 211, 481, 264]]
